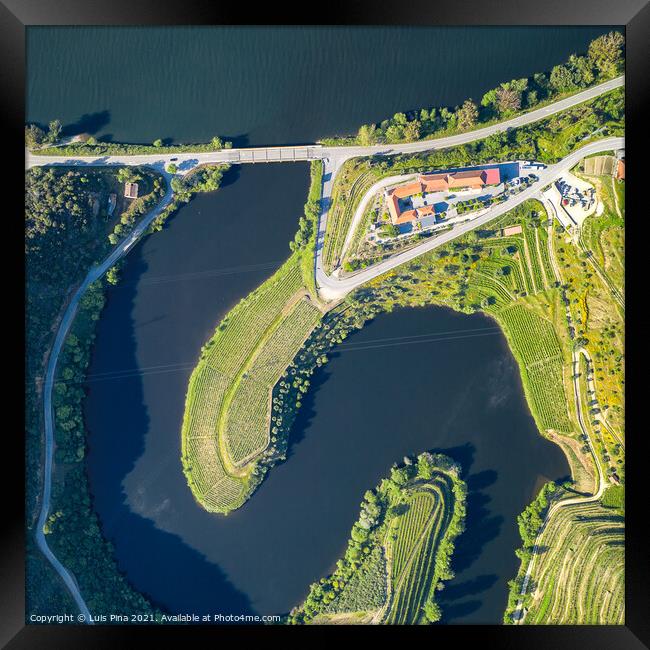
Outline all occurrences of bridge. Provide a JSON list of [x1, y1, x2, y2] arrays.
[[25, 76, 623, 174], [30, 74, 624, 622], [223, 145, 324, 163]]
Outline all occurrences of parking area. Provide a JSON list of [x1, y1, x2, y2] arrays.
[[542, 172, 598, 231]]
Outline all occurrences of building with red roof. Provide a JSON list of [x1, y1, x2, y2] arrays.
[[386, 168, 501, 224]]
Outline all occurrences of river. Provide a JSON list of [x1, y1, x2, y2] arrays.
[[27, 25, 611, 622], [28, 26, 614, 147]]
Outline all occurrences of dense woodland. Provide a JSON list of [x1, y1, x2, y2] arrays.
[[25, 167, 165, 616]]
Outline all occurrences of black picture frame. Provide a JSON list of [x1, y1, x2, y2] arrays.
[[4, 1, 648, 647]]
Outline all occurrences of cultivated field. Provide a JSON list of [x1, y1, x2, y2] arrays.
[[524, 497, 624, 624], [181, 255, 323, 512], [291, 455, 466, 625], [384, 475, 455, 624], [495, 303, 572, 433]]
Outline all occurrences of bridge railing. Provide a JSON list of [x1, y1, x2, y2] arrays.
[[225, 145, 324, 163]]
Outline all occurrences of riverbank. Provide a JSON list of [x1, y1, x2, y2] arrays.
[[289, 453, 466, 624], [27, 163, 232, 618]]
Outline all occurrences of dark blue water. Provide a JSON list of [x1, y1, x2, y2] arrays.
[[80, 165, 568, 622], [27, 26, 615, 146], [26, 26, 602, 622]]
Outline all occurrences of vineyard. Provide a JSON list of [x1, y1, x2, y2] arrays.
[[181, 255, 323, 512], [524, 499, 624, 624], [494, 303, 572, 433], [384, 475, 455, 624], [322, 163, 384, 272], [223, 298, 322, 466], [536, 227, 558, 286], [522, 225, 546, 293], [289, 454, 466, 625], [468, 231, 539, 308]]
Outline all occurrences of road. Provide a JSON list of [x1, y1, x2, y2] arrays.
[[35, 181, 175, 623], [312, 76, 622, 298], [25, 76, 622, 174], [29, 75, 622, 618], [512, 192, 609, 623], [315, 138, 624, 300]]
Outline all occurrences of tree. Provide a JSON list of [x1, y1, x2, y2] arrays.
[[390, 465, 410, 486], [384, 124, 404, 143], [423, 599, 441, 623], [153, 139, 163, 147], [550, 64, 577, 93], [379, 223, 400, 238], [357, 123, 378, 146], [167, 163, 178, 174], [46, 119, 62, 144], [456, 99, 478, 130], [480, 88, 498, 109], [532, 72, 550, 98], [106, 266, 120, 285], [495, 85, 521, 114], [117, 167, 135, 184], [588, 31, 625, 78], [25, 124, 46, 149], [403, 119, 421, 141], [525, 90, 538, 107], [211, 136, 223, 149], [567, 54, 595, 87]]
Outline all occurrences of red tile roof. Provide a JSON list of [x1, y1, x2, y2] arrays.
[[386, 167, 501, 223]]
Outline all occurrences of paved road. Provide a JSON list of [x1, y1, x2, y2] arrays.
[[316, 138, 624, 300], [28, 75, 622, 617], [312, 76, 622, 297], [25, 76, 622, 174], [36, 180, 175, 622]]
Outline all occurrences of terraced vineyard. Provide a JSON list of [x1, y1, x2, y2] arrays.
[[524, 498, 624, 624], [322, 165, 384, 272], [289, 454, 466, 625], [536, 227, 558, 286], [523, 226, 545, 292], [181, 255, 323, 512], [385, 474, 455, 624]]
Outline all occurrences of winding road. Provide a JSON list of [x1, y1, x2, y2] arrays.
[[315, 138, 624, 300], [35, 181, 174, 623], [27, 74, 623, 619], [512, 203, 611, 624]]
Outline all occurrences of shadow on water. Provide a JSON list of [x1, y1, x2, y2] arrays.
[[284, 365, 332, 462], [217, 164, 242, 189], [62, 110, 111, 137], [440, 600, 483, 622], [85, 242, 254, 617], [427, 445, 503, 624]]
